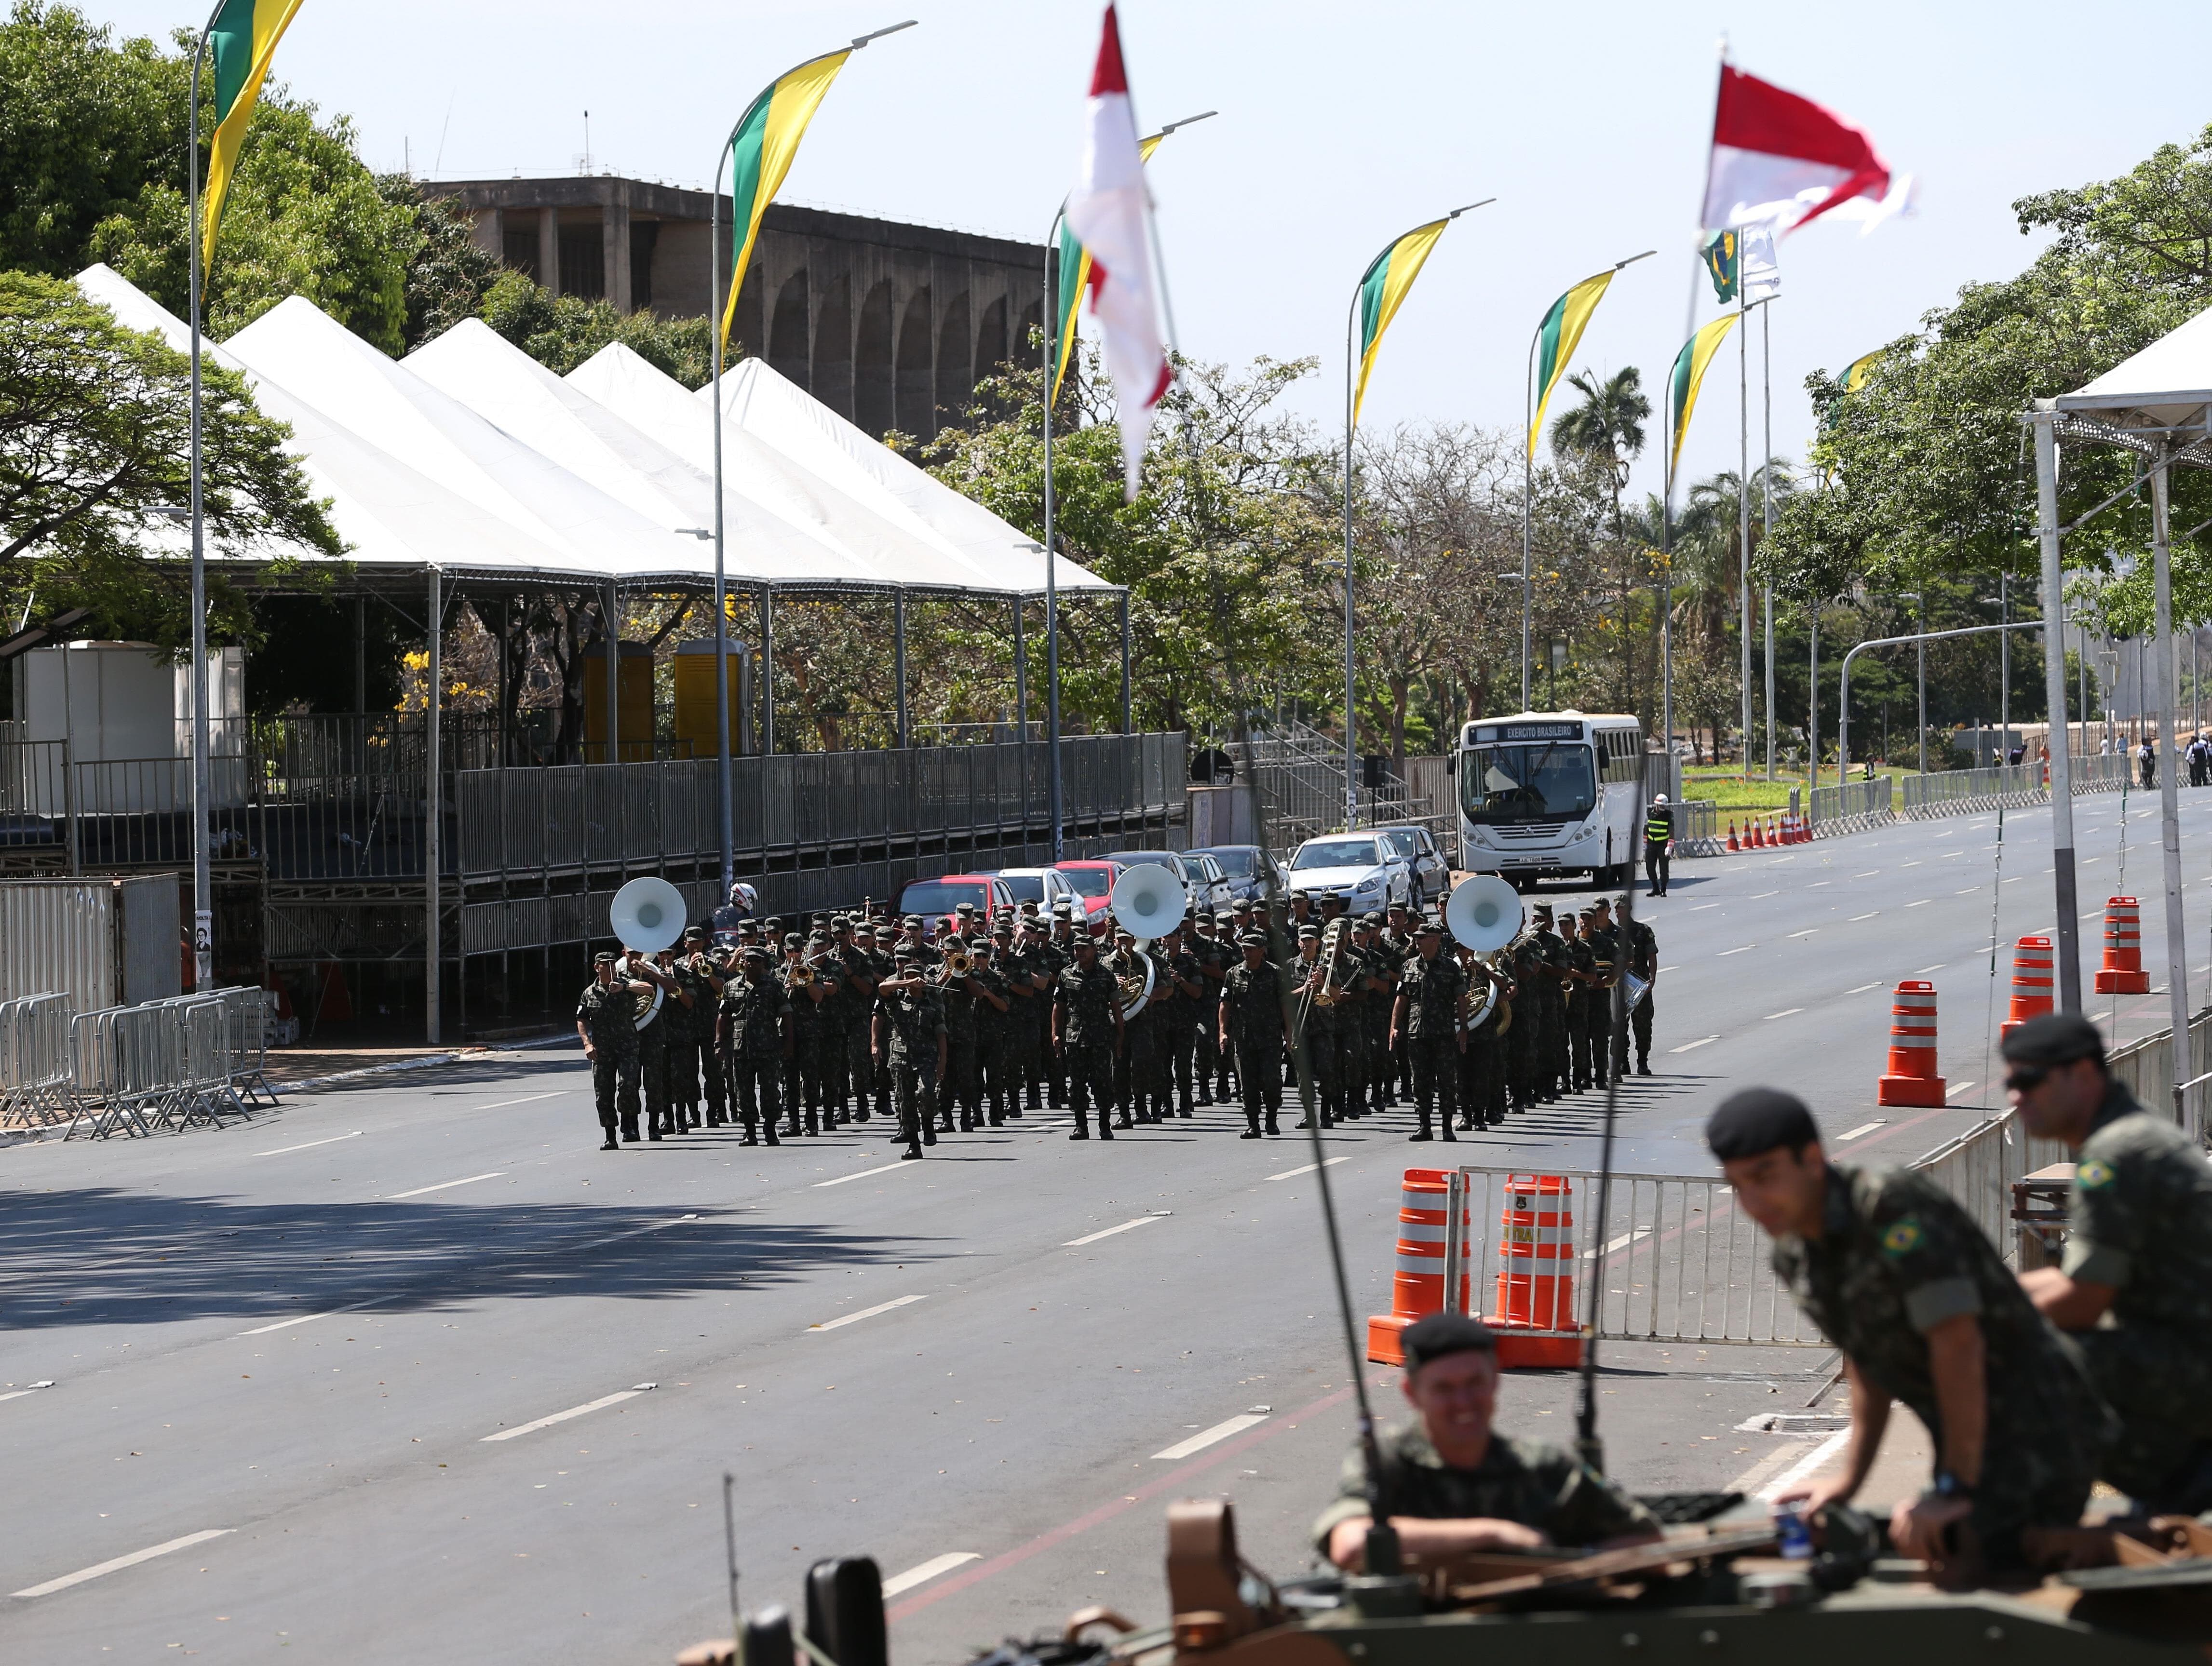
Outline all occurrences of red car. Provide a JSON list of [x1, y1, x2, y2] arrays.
[[894, 874, 1016, 934], [1051, 860, 1124, 926]]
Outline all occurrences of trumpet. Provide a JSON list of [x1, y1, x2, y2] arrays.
[[940, 946, 975, 981], [789, 962, 815, 988]]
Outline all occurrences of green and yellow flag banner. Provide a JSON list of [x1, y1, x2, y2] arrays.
[[1700, 229, 1739, 303], [1838, 349, 1881, 393], [719, 50, 854, 351], [1352, 219, 1450, 427], [1668, 312, 1740, 476], [1528, 269, 1617, 462], [201, 0, 306, 267], [1052, 131, 1163, 404]]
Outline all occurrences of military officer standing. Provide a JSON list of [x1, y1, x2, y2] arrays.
[[874, 945, 947, 1159], [1530, 906, 1570, 1100], [1582, 900, 1620, 1092], [1053, 933, 1124, 1141], [1290, 925, 1339, 1129], [1039, 906, 1078, 1108], [1220, 929, 1287, 1138], [971, 930, 1015, 1123], [2006, 1013, 2212, 1510], [1393, 920, 1467, 1143], [669, 927, 726, 1129], [578, 951, 656, 1149], [1559, 912, 1596, 1093], [1619, 907, 1658, 1076], [939, 938, 983, 1133], [1504, 926, 1543, 1111], [715, 948, 793, 1147], [1709, 1087, 2105, 1573], [1376, 903, 1418, 1110]]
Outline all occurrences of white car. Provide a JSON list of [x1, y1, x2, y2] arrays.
[[1285, 833, 1412, 913]]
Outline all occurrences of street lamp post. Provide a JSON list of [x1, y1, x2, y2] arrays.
[[184, 5, 226, 992]]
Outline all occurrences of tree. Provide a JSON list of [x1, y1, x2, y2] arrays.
[[1548, 366, 1649, 537], [0, 271, 340, 646], [389, 178, 500, 351], [478, 269, 717, 387]]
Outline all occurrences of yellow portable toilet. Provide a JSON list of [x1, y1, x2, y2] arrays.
[[583, 640, 654, 763], [673, 639, 752, 759]]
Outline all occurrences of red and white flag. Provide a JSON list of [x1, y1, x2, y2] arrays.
[[1064, 4, 1171, 498], [1701, 64, 1913, 236]]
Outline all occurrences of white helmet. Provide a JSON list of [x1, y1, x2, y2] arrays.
[[1654, 793, 1670, 805]]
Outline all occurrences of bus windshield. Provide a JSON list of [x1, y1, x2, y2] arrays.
[[1461, 743, 1596, 824]]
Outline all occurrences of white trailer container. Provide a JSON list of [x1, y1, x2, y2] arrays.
[[0, 874, 181, 1008]]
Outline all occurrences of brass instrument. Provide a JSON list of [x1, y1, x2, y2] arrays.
[[789, 961, 815, 988], [1310, 917, 1352, 1007], [1115, 946, 1156, 1018]]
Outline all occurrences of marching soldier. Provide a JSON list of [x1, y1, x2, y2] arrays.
[[578, 951, 656, 1150], [1001, 919, 1049, 1118], [1375, 904, 1417, 1112], [628, 946, 688, 1140], [1053, 932, 1124, 1141], [1334, 916, 1376, 1122], [784, 933, 841, 1135], [1582, 902, 1619, 1092], [1505, 921, 1544, 1112], [874, 945, 946, 1159], [1155, 922, 1205, 1119], [1220, 928, 1286, 1138], [1454, 940, 1505, 1130], [715, 947, 792, 1147], [1188, 913, 1228, 1106], [869, 925, 900, 1118], [1618, 904, 1657, 1077], [1531, 905, 1571, 1100], [1290, 924, 1337, 1129], [1560, 912, 1595, 1093], [1392, 919, 1466, 1143], [971, 930, 1015, 1124], [1105, 926, 1156, 1127], [1040, 905, 1078, 1108], [670, 927, 726, 1129], [939, 937, 982, 1133]]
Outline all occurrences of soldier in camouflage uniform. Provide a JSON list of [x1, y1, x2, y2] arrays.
[[782, 934, 840, 1136], [1709, 1087, 2105, 1571], [873, 945, 945, 1159], [1000, 920, 1048, 1119], [1531, 906, 1570, 1100], [970, 930, 1015, 1123], [1315, 1313, 1657, 1568], [939, 939, 983, 1133], [2007, 1014, 2212, 1510], [1392, 920, 1466, 1143], [1034, 908, 1074, 1109], [1454, 943, 1505, 1130], [1289, 924, 1338, 1129], [1558, 912, 1594, 1093], [1053, 933, 1122, 1141], [1101, 927, 1154, 1127], [1582, 901, 1620, 1092], [577, 952, 657, 1149], [1149, 924, 1203, 1119], [1188, 914, 1227, 1105], [715, 948, 792, 1147], [1503, 928, 1542, 1112], [869, 925, 900, 1118], [1619, 909, 1658, 1076], [627, 948, 689, 1140], [1220, 929, 1285, 1138], [669, 927, 726, 1129]]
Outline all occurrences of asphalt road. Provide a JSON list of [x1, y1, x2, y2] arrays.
[[2, 785, 2204, 1666]]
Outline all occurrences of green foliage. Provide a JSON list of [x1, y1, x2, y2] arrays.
[[478, 269, 716, 387], [387, 177, 499, 351], [0, 270, 340, 648]]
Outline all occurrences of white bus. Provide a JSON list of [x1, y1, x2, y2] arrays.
[[1455, 711, 1646, 887]]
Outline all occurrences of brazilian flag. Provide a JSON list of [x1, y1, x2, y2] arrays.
[[1700, 229, 1740, 304], [200, 0, 307, 267]]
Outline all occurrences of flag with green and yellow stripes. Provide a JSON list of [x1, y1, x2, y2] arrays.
[[1352, 219, 1451, 427], [1528, 269, 1618, 461], [1052, 132, 1164, 405], [200, 0, 306, 267], [1669, 312, 1740, 475], [719, 50, 855, 351]]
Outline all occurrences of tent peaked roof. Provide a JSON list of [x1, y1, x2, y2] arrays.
[[2055, 304, 2212, 435]]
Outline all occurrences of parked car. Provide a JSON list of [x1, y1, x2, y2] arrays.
[[1372, 825, 1450, 907], [990, 866, 1086, 916], [894, 873, 1016, 932], [1186, 843, 1289, 905], [1284, 833, 1412, 912], [1051, 859, 1124, 924], [1103, 849, 1231, 915]]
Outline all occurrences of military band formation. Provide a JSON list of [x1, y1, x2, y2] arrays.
[[573, 882, 1661, 1160]]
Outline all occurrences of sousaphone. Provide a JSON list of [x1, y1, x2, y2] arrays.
[[610, 875, 685, 1028]]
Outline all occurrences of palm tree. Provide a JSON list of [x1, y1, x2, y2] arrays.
[[1550, 367, 1650, 538]]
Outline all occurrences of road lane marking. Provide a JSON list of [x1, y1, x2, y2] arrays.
[[1938, 850, 1964, 858], [1763, 1008, 1803, 1021], [1853, 871, 1880, 878], [1837, 1121, 1887, 1142], [1687, 903, 1719, 912], [1064, 1213, 1172, 1247], [1946, 1082, 1978, 1099], [1716, 945, 1755, 957], [0, 1381, 54, 1403], [881, 1553, 981, 1597], [1761, 1429, 1853, 1500], [1848, 912, 1879, 921], [1265, 1157, 1351, 1182], [469, 1091, 566, 1112], [815, 1161, 916, 1188], [236, 1297, 382, 1338], [1152, 1412, 1270, 1460], [387, 1171, 505, 1200], [13, 1529, 231, 1599], [256, 1131, 362, 1156], [1901, 860, 1922, 868], [1670, 1036, 1719, 1053], [809, 1294, 929, 1332], [1749, 890, 1779, 900], [1956, 887, 1980, 895], [481, 1384, 655, 1442], [1906, 900, 1930, 908], [1913, 964, 1945, 974], [1584, 1229, 1650, 1260], [1787, 929, 1819, 939], [1845, 982, 1883, 994]]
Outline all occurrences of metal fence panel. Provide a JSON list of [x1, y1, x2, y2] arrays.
[[0, 992, 77, 1129]]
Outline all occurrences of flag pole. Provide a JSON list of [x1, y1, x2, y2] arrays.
[[1661, 364, 1675, 768], [1737, 283, 1751, 778], [1523, 326, 1536, 714], [1043, 210, 1064, 863], [186, 1, 225, 994], [1762, 297, 1776, 781], [1344, 286, 1359, 830]]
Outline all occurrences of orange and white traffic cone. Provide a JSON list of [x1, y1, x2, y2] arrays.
[[1750, 818, 1765, 849], [2094, 897, 2152, 994], [1876, 980, 1946, 1108], [2002, 936, 2055, 1040], [1366, 1169, 1470, 1364], [1487, 1174, 1584, 1370], [1726, 820, 1740, 852]]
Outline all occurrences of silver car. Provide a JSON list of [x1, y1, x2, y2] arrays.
[[1374, 825, 1450, 907], [1284, 833, 1412, 913]]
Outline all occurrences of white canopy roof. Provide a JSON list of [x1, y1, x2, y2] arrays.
[[69, 265, 1108, 597], [2054, 305, 2212, 441]]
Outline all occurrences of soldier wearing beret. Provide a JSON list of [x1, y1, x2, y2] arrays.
[[1709, 1087, 2106, 1573], [2007, 1013, 2212, 1510]]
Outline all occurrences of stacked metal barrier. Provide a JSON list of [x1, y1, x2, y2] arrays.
[[68, 1003, 166, 1138], [0, 992, 78, 1131], [42, 986, 280, 1139]]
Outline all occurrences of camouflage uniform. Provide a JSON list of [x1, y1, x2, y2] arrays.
[[1581, 918, 1619, 1090], [1456, 954, 1504, 1129], [783, 950, 839, 1135], [1222, 954, 1285, 1137], [1398, 948, 1464, 1142], [1620, 918, 1657, 1074], [970, 955, 1013, 1122], [1532, 926, 1570, 1098], [1312, 1422, 1657, 1554], [1189, 930, 1228, 1104], [1036, 932, 1073, 1108], [1104, 945, 1154, 1126], [1155, 940, 1203, 1117], [998, 940, 1042, 1117], [1054, 957, 1121, 1140], [624, 961, 678, 1139], [668, 949, 725, 1127], [715, 971, 790, 1145], [940, 956, 980, 1132], [577, 976, 643, 1142], [1290, 947, 1337, 1127], [1334, 940, 1373, 1121], [1505, 933, 1544, 1110], [2062, 1080, 2212, 1504], [1562, 928, 1596, 1091], [878, 975, 945, 1154], [1772, 1162, 2106, 1564]]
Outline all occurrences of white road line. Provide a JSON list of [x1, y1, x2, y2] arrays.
[[481, 1384, 655, 1442], [1152, 1412, 1269, 1460], [1687, 903, 1719, 912], [236, 1297, 381, 1338], [256, 1131, 362, 1156], [1787, 929, 1819, 939], [1901, 860, 1923, 868], [880, 1553, 981, 1597], [1913, 964, 1945, 975], [1716, 945, 1755, 957], [809, 1294, 929, 1332], [1760, 1429, 1853, 1500], [1763, 1008, 1803, 1021], [1938, 850, 1964, 858], [1749, 890, 1779, 900], [1064, 1213, 1171, 1247], [1837, 1120, 1887, 1142], [1845, 982, 1883, 994], [387, 1171, 505, 1200], [13, 1529, 231, 1599], [815, 1161, 916, 1188], [1584, 1229, 1650, 1260], [1906, 899, 1931, 908], [469, 1091, 566, 1112], [1265, 1156, 1351, 1182], [1848, 912, 1878, 922], [1853, 871, 1880, 878], [1956, 887, 1979, 896], [1945, 1082, 1978, 1099], [1670, 1036, 1719, 1054], [1658, 965, 1678, 973], [0, 1381, 54, 1403]]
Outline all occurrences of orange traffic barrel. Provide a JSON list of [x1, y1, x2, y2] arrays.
[[1365, 1168, 1470, 1365], [2094, 897, 2151, 995], [2002, 936, 2055, 1039], [1876, 980, 1946, 1108], [1487, 1175, 1584, 1369]]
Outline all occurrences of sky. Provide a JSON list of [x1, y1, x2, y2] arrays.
[[87, 0, 2212, 505]]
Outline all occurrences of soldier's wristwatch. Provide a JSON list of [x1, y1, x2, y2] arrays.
[[1928, 1470, 1975, 1501]]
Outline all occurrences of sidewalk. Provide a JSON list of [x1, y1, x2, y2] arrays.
[[263, 1029, 572, 1093]]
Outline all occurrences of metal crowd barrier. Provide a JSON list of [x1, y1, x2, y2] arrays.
[[68, 1003, 166, 1139], [56, 988, 277, 1139], [1809, 775, 1895, 836], [1902, 761, 2047, 818], [0, 991, 78, 1131]]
